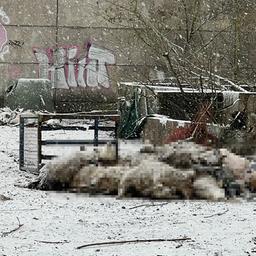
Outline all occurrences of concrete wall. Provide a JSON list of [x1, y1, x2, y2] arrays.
[[0, 0, 156, 109], [1, 0, 256, 109]]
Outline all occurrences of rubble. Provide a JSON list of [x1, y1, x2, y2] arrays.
[[0, 107, 41, 126], [45, 119, 62, 127], [0, 107, 19, 125], [0, 107, 65, 127], [0, 194, 11, 201]]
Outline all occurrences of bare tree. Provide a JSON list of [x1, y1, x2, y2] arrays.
[[100, 0, 255, 92]]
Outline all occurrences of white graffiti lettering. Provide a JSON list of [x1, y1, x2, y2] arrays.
[[55, 48, 69, 89], [34, 49, 50, 79], [88, 45, 115, 88], [67, 46, 78, 88], [0, 7, 10, 60], [77, 57, 86, 87]]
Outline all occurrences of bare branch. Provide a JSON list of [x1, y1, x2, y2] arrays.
[[76, 237, 192, 250], [1, 217, 24, 237]]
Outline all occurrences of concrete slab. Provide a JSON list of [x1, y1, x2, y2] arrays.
[[5, 78, 54, 111], [1, 0, 56, 26]]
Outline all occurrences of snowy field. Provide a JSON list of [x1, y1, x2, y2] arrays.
[[0, 126, 256, 256]]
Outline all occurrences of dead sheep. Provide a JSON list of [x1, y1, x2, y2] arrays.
[[193, 175, 225, 201], [220, 148, 250, 181], [29, 151, 97, 190], [28, 144, 118, 190], [96, 143, 117, 163], [71, 165, 129, 195], [158, 141, 222, 169], [248, 172, 256, 192], [118, 159, 195, 199]]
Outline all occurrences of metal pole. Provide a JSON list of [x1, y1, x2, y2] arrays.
[[19, 117, 24, 170], [38, 117, 42, 172], [53, 0, 59, 112], [115, 120, 119, 161], [94, 118, 99, 147]]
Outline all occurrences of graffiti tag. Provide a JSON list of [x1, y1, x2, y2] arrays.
[[9, 40, 24, 48]]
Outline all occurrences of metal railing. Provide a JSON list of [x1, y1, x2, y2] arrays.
[[20, 111, 120, 173]]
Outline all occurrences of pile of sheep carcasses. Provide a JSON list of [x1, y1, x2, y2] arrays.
[[28, 141, 256, 201]]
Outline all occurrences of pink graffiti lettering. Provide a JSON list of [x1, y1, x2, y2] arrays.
[[33, 43, 115, 89]]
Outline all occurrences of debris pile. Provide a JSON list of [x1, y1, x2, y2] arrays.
[[0, 107, 20, 125], [0, 107, 62, 127], [28, 141, 255, 201]]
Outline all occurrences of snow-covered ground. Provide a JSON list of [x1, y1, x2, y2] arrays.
[[0, 126, 256, 256]]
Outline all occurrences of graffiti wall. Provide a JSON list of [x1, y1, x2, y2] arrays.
[[0, 0, 147, 110], [33, 42, 115, 89]]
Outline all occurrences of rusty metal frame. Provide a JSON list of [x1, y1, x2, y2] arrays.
[[38, 112, 120, 169]]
